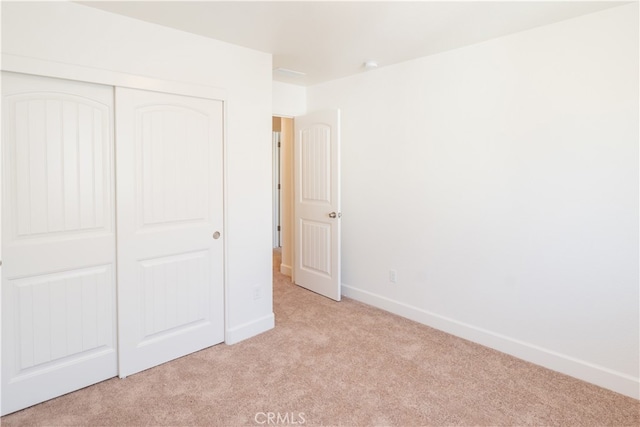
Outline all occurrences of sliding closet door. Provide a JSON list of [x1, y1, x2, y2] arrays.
[[116, 88, 224, 377], [1, 72, 117, 415]]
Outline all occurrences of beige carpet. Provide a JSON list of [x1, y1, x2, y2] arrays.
[[2, 250, 638, 426]]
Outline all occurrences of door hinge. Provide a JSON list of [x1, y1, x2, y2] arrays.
[[278, 142, 281, 148], [277, 184, 281, 190], [277, 226, 281, 231]]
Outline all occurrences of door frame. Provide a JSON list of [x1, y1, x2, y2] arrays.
[[1, 54, 232, 346]]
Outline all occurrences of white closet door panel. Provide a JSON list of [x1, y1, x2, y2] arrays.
[[8, 97, 111, 241], [8, 265, 115, 368], [1, 72, 117, 415], [116, 87, 224, 378]]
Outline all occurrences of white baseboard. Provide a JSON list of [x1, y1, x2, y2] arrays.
[[342, 283, 639, 400], [280, 263, 292, 276], [225, 313, 275, 345]]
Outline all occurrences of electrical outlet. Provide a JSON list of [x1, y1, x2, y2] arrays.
[[389, 270, 397, 284], [253, 285, 262, 300]]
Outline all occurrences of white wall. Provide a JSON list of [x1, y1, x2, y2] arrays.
[[273, 81, 307, 117], [1, 1, 274, 343], [308, 4, 639, 398]]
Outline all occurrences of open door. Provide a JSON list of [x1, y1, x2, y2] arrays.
[[294, 110, 341, 301]]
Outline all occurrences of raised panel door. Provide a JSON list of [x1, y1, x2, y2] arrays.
[[115, 87, 224, 377], [294, 110, 341, 301], [1, 72, 117, 415]]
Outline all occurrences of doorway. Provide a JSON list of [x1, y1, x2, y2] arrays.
[[272, 116, 294, 278]]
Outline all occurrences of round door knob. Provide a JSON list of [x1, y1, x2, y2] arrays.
[[329, 212, 337, 218], [213, 231, 221, 239]]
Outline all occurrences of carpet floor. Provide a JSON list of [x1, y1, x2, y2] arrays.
[[2, 250, 638, 426]]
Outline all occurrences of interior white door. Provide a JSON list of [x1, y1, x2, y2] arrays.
[[294, 110, 341, 301], [1, 72, 117, 415], [116, 87, 224, 377]]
